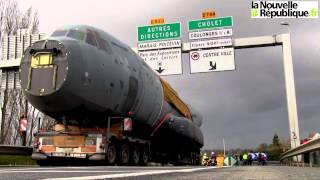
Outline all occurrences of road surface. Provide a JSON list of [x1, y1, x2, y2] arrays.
[[0, 165, 319, 179]]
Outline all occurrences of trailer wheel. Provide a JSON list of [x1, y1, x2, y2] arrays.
[[131, 145, 140, 165], [119, 143, 130, 165], [106, 142, 117, 165], [140, 146, 149, 165]]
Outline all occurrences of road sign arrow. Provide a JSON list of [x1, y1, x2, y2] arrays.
[[209, 61, 217, 70], [156, 67, 165, 74]]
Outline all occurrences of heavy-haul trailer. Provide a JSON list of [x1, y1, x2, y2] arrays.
[[32, 117, 151, 165]]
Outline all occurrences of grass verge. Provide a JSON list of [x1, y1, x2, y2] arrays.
[[0, 155, 36, 165]]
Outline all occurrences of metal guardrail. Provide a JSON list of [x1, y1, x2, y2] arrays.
[[0, 145, 33, 155], [280, 138, 320, 161]]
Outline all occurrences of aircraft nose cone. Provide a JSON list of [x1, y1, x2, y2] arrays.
[[20, 39, 69, 96]]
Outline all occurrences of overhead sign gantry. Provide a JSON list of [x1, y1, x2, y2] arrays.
[[134, 13, 299, 148]]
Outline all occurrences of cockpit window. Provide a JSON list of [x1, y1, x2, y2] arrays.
[[86, 29, 98, 47], [84, 28, 112, 54], [67, 29, 85, 41], [51, 30, 67, 37], [97, 38, 112, 54]]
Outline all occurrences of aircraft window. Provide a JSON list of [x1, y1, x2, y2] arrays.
[[86, 30, 98, 47], [97, 38, 112, 54], [67, 29, 85, 41], [51, 30, 67, 37]]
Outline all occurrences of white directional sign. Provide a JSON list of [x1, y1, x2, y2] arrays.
[[190, 38, 232, 50], [138, 48, 182, 75], [138, 40, 181, 51], [189, 48, 235, 73], [189, 28, 233, 40]]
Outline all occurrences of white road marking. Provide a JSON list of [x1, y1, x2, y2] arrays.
[[0, 166, 195, 172], [0, 166, 123, 172], [0, 170, 131, 173], [0, 167, 92, 172], [44, 166, 225, 180]]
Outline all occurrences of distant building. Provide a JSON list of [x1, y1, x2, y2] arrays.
[[301, 132, 320, 144], [0, 32, 46, 145], [1, 32, 46, 89], [310, 132, 320, 141]]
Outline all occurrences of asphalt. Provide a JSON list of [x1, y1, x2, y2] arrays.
[[0, 165, 319, 180]]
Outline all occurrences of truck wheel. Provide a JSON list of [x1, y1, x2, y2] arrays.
[[140, 146, 149, 165], [131, 145, 140, 165], [119, 143, 130, 165], [106, 142, 117, 165]]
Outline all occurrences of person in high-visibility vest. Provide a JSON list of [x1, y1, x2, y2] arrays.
[[242, 153, 248, 165], [202, 153, 209, 166]]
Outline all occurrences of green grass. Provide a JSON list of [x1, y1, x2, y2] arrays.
[[0, 155, 36, 165]]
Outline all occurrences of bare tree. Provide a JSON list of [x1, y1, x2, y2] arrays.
[[19, 6, 39, 34], [0, 0, 6, 40], [0, 0, 40, 36], [19, 7, 32, 29], [0, 71, 9, 144], [3, 0, 19, 36], [0, 87, 46, 145], [30, 11, 39, 34], [0, 88, 22, 144]]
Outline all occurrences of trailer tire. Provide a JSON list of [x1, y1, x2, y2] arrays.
[[106, 142, 117, 165], [119, 143, 130, 165], [131, 145, 140, 165], [140, 145, 149, 165]]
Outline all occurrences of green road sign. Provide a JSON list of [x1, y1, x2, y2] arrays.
[[138, 22, 181, 42], [188, 16, 233, 31]]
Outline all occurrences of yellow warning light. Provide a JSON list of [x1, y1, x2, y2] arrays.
[[151, 18, 165, 25], [202, 11, 216, 19]]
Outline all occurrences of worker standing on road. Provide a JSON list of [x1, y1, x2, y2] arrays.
[[242, 153, 248, 165], [210, 152, 217, 166], [258, 152, 262, 165], [261, 152, 267, 166], [202, 153, 209, 166], [248, 151, 253, 166]]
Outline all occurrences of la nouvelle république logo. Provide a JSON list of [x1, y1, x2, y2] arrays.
[[251, 1, 318, 18]]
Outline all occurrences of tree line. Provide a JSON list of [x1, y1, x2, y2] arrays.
[[0, 0, 39, 39]]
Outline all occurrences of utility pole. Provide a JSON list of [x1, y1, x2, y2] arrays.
[[223, 137, 226, 157]]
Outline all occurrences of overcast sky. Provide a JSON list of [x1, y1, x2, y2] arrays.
[[19, 0, 320, 149]]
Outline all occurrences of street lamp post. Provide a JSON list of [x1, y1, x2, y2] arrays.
[[223, 137, 226, 157]]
